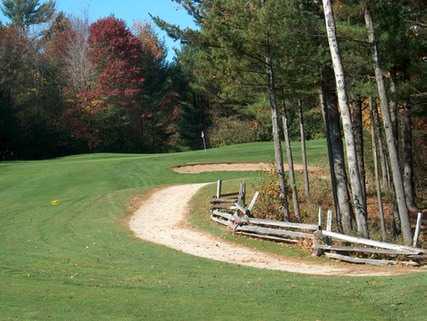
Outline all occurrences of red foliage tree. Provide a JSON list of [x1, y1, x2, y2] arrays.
[[87, 17, 145, 110]]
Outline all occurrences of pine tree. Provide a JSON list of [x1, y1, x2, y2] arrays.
[[1, 0, 55, 30]]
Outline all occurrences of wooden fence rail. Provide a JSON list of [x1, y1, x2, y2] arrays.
[[319, 230, 424, 254], [209, 179, 425, 266]]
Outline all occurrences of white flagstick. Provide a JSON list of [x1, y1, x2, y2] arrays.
[[201, 131, 207, 152]]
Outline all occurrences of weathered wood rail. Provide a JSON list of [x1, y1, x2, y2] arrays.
[[210, 179, 426, 267]]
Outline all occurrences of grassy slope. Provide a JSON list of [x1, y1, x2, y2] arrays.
[[0, 140, 426, 321]]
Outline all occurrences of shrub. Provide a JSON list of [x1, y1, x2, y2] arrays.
[[253, 170, 284, 221], [252, 169, 333, 223], [208, 117, 259, 147]]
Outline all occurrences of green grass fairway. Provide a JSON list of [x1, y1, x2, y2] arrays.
[[1, 140, 426, 321]]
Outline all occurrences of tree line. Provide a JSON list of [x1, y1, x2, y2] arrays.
[[0, 0, 207, 159], [154, 0, 426, 244]]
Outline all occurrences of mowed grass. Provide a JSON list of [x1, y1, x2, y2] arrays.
[[188, 178, 315, 259], [0, 140, 426, 321]]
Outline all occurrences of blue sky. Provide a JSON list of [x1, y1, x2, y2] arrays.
[[1, 0, 196, 60]]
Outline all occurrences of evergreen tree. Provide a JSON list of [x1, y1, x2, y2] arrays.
[[1, 0, 55, 30]]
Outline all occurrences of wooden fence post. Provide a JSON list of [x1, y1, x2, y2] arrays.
[[413, 212, 423, 248], [238, 181, 246, 206], [248, 192, 260, 212], [312, 230, 324, 256], [216, 180, 222, 199], [325, 209, 333, 245], [243, 182, 246, 205], [326, 209, 333, 232], [318, 207, 322, 229]]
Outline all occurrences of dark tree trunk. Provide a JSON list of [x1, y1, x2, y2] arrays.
[[389, 74, 400, 159], [351, 98, 367, 211], [298, 100, 310, 199], [320, 87, 341, 231], [369, 97, 387, 240], [371, 98, 400, 236], [401, 100, 416, 210], [320, 69, 353, 234], [265, 44, 290, 221], [282, 114, 301, 222], [371, 98, 392, 190]]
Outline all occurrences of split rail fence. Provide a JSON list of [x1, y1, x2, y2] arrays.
[[210, 179, 426, 267]]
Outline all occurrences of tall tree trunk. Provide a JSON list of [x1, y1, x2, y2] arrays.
[[351, 98, 367, 210], [320, 87, 341, 231], [369, 98, 387, 241], [322, 0, 368, 237], [371, 98, 392, 190], [265, 47, 290, 221], [374, 100, 401, 237], [402, 100, 416, 210], [364, 100, 402, 238], [371, 98, 400, 236], [282, 114, 301, 222], [364, 7, 412, 245], [381, 138, 393, 189], [389, 73, 400, 158], [298, 100, 310, 198], [320, 74, 353, 234]]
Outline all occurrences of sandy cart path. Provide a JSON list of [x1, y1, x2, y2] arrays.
[[129, 183, 416, 276]]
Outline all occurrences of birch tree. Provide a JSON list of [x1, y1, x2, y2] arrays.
[[322, 0, 368, 237]]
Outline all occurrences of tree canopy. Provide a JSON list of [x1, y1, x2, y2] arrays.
[[1, 0, 56, 29]]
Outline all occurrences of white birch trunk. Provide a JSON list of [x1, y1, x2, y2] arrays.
[[322, 0, 368, 237]]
